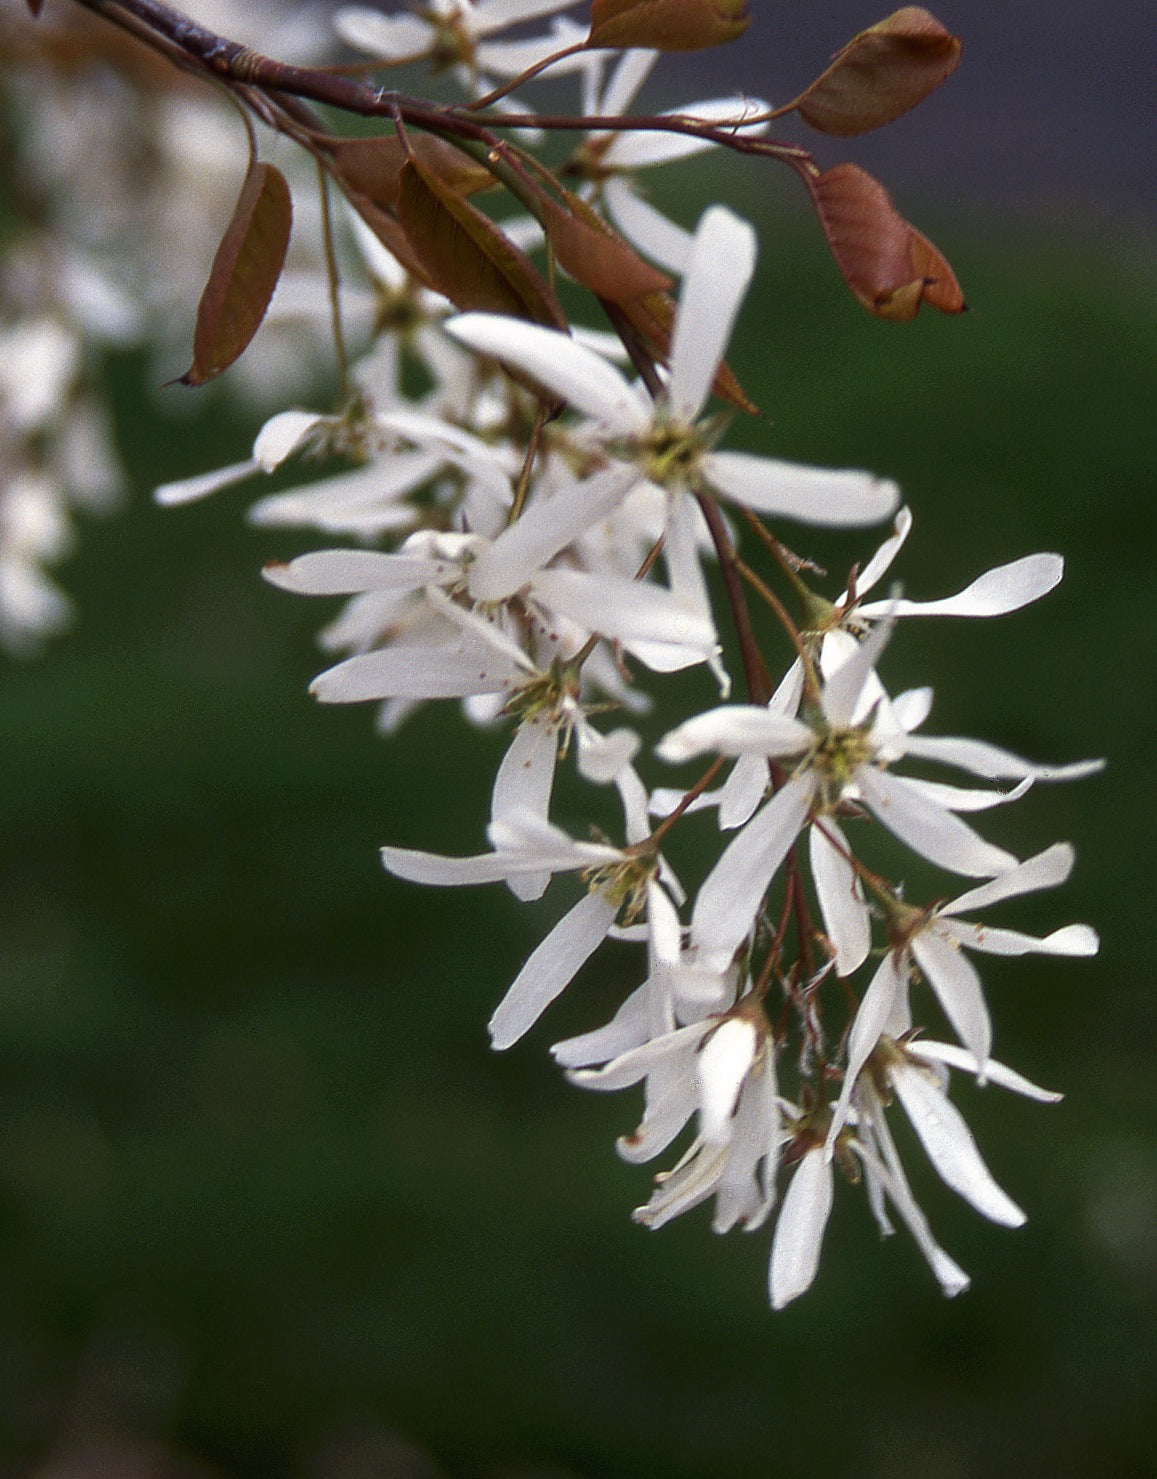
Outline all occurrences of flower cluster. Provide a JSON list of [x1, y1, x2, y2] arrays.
[[4, 0, 1101, 1306]]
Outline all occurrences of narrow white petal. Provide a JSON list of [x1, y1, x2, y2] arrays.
[[569, 1021, 702, 1091], [380, 842, 565, 888], [657, 706, 811, 763], [902, 733, 1105, 784], [898, 775, 1032, 813], [859, 553, 1063, 621], [551, 980, 654, 1069], [819, 613, 896, 728], [940, 843, 1075, 916], [907, 1040, 1063, 1102], [942, 919, 1099, 958], [468, 466, 637, 601], [577, 723, 641, 785], [603, 178, 693, 275], [334, 8, 431, 57], [253, 410, 324, 470], [911, 928, 992, 1071], [891, 686, 934, 733], [154, 459, 256, 506], [531, 567, 716, 653], [599, 47, 658, 117], [719, 753, 770, 829], [489, 891, 618, 1049], [770, 1149, 834, 1309], [263, 549, 446, 595], [491, 720, 559, 901], [445, 314, 647, 434], [473, 0, 576, 35], [311, 644, 524, 703], [853, 1141, 970, 1297], [891, 1064, 1026, 1226], [604, 97, 770, 168], [697, 1018, 759, 1144], [705, 451, 900, 527], [826, 952, 905, 1151], [667, 207, 756, 422], [857, 769, 1019, 877], [848, 506, 913, 598], [810, 821, 871, 977], [691, 774, 815, 966]]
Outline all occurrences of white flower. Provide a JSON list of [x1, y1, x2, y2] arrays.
[[446, 207, 901, 530]]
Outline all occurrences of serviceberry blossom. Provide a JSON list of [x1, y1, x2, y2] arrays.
[[5, 0, 1103, 1313]]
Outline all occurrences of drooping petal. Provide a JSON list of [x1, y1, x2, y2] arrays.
[[311, 642, 525, 703], [603, 178, 693, 275], [550, 980, 654, 1068], [489, 890, 619, 1049], [719, 753, 770, 829], [705, 451, 900, 527], [491, 719, 560, 901], [857, 768, 1018, 877], [810, 820, 870, 977], [940, 919, 1099, 959], [939, 842, 1075, 916], [770, 1148, 834, 1309], [858, 553, 1063, 621], [697, 1017, 759, 1144], [657, 705, 812, 763], [691, 774, 816, 968], [853, 1140, 970, 1298], [891, 1063, 1026, 1226], [468, 465, 637, 601], [911, 927, 992, 1071], [253, 409, 326, 471], [906, 1040, 1063, 1103], [154, 459, 257, 507], [667, 206, 756, 423], [445, 314, 648, 434], [825, 950, 906, 1151], [902, 733, 1105, 783], [898, 775, 1032, 813]]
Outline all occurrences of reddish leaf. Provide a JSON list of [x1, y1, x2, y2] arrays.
[[792, 8, 961, 137], [397, 157, 566, 328], [327, 133, 491, 213], [588, 0, 749, 52], [812, 164, 964, 320], [181, 161, 292, 386], [540, 190, 671, 303]]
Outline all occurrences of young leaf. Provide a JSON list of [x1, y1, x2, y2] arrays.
[[540, 190, 672, 303], [181, 161, 292, 386], [397, 157, 566, 328], [327, 133, 492, 213], [791, 8, 962, 137], [588, 0, 750, 53], [812, 164, 964, 321]]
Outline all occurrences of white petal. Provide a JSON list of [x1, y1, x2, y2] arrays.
[[489, 891, 618, 1050], [697, 1018, 759, 1144], [902, 733, 1105, 784], [826, 951, 906, 1151], [719, 753, 770, 829], [853, 1140, 970, 1298], [848, 506, 913, 598], [253, 410, 324, 470], [691, 774, 815, 967], [891, 686, 934, 733], [154, 459, 257, 506], [577, 723, 641, 785], [858, 553, 1063, 621], [911, 928, 992, 1071], [897, 775, 1032, 813], [445, 315, 648, 434], [891, 1064, 1026, 1226], [941, 919, 1099, 959], [657, 706, 811, 763], [468, 465, 637, 601], [819, 612, 895, 728], [857, 769, 1018, 878], [262, 549, 447, 595], [705, 451, 900, 527], [531, 568, 716, 654], [310, 643, 524, 703], [473, 0, 576, 35], [603, 178, 693, 275], [810, 821, 870, 977], [603, 96, 769, 169], [599, 47, 658, 117], [770, 1149, 834, 1309], [667, 207, 756, 423], [906, 1041, 1063, 1103], [491, 719, 559, 901], [940, 843, 1075, 916], [551, 980, 654, 1069], [334, 8, 431, 58], [569, 1021, 702, 1091]]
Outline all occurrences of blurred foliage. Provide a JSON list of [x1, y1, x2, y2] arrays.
[[1, 187, 1155, 1478]]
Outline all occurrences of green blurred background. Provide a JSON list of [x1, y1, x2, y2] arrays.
[[2, 160, 1156, 1477]]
